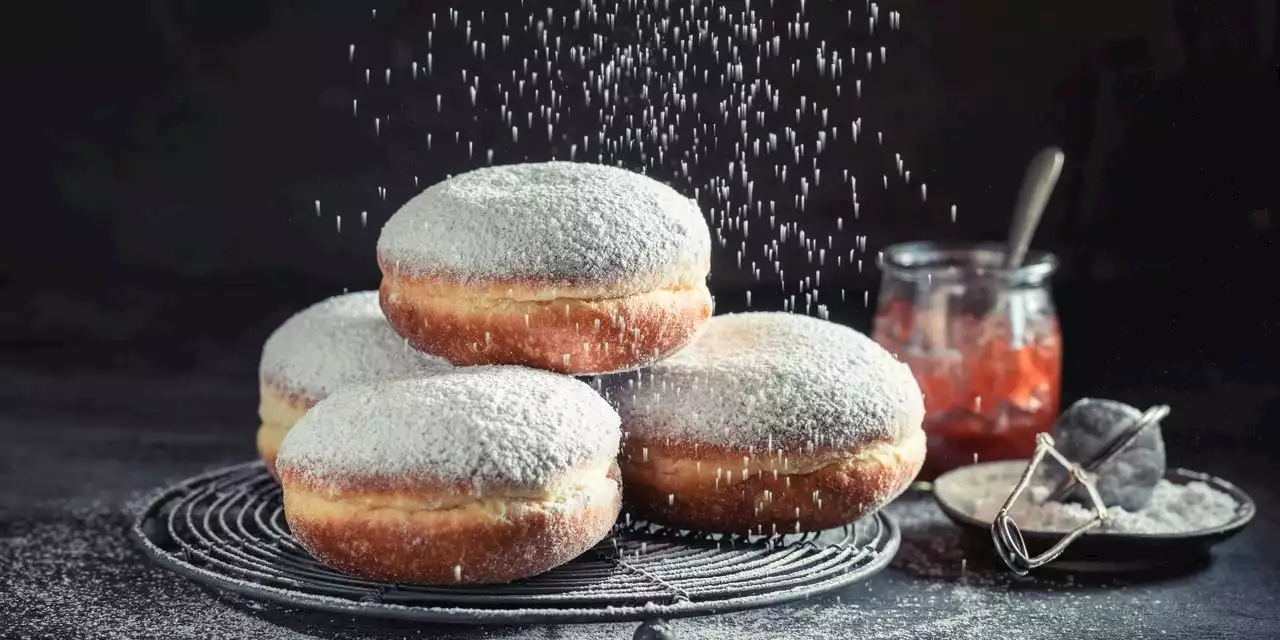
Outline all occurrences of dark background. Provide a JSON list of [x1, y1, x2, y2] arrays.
[[1, 1, 1277, 435], [5, 0, 1278, 373], [2, 2, 1280, 637]]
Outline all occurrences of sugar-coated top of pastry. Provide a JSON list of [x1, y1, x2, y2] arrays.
[[377, 162, 710, 294], [604, 312, 924, 451], [276, 367, 622, 490], [259, 291, 451, 402]]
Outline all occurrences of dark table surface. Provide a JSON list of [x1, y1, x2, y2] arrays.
[[2, 274, 1278, 639]]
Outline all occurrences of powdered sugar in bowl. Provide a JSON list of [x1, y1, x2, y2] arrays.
[[932, 460, 1256, 572]]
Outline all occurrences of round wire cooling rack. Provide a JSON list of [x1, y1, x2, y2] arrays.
[[132, 461, 899, 632]]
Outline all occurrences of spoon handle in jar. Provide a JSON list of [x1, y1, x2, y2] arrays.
[[1004, 147, 1065, 270]]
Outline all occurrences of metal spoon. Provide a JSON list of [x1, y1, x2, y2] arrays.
[[1004, 146, 1065, 271], [988, 146, 1065, 347]]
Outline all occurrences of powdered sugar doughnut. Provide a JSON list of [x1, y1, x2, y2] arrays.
[[257, 291, 451, 477], [276, 367, 623, 585], [377, 161, 713, 375], [601, 312, 926, 533]]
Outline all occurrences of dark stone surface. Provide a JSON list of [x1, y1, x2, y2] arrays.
[[1, 276, 1278, 639]]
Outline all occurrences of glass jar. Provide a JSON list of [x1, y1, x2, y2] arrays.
[[872, 242, 1062, 480]]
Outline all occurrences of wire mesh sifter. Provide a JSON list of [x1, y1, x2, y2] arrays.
[[132, 461, 899, 637]]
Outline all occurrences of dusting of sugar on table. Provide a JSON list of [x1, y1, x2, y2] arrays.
[[3, 488, 1196, 640]]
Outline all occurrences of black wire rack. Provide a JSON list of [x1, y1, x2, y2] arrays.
[[132, 461, 899, 636]]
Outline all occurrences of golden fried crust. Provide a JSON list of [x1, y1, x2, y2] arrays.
[[377, 270, 712, 375], [617, 429, 926, 533], [256, 382, 314, 479], [280, 464, 623, 584]]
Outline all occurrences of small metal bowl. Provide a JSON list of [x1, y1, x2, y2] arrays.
[[933, 460, 1257, 572]]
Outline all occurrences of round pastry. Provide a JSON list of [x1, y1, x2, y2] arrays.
[[602, 312, 926, 533], [377, 161, 713, 375], [257, 291, 452, 477], [275, 367, 623, 585]]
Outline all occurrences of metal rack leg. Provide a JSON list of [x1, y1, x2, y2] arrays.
[[634, 617, 676, 639]]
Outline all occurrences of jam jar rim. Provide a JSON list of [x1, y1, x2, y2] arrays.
[[881, 241, 1058, 286]]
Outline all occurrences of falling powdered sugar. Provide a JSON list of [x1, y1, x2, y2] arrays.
[[376, 162, 711, 293], [601, 312, 925, 450], [259, 291, 452, 402], [275, 367, 621, 490]]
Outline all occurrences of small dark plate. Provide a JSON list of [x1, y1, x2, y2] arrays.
[[932, 461, 1257, 572]]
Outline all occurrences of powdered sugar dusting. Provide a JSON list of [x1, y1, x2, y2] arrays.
[[3, 500, 311, 640], [276, 367, 621, 488], [602, 312, 924, 450], [4, 490, 1247, 638], [259, 291, 452, 402], [939, 461, 1243, 534], [376, 162, 711, 292]]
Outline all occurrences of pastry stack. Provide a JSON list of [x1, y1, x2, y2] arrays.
[[258, 161, 925, 585]]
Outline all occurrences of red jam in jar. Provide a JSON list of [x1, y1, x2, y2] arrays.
[[871, 242, 1062, 480]]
